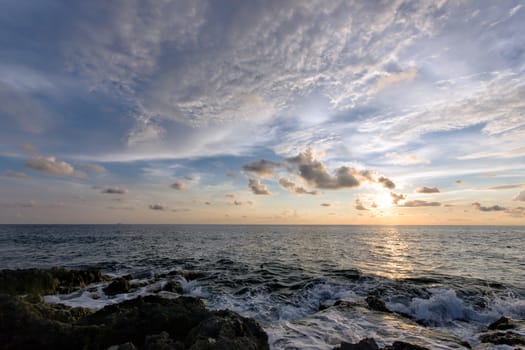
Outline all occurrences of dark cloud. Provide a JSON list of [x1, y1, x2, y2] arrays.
[[232, 200, 252, 206], [390, 192, 406, 204], [149, 204, 166, 211], [355, 199, 368, 210], [455, 180, 463, 185], [101, 187, 127, 194], [378, 176, 396, 189], [416, 186, 440, 193], [248, 179, 271, 195], [2, 170, 29, 179], [26, 156, 86, 178], [285, 149, 395, 190], [286, 149, 360, 189], [399, 200, 441, 207], [75, 163, 107, 174], [242, 160, 280, 177], [170, 181, 185, 190], [278, 178, 318, 195], [321, 203, 331, 207], [225, 194, 236, 199], [226, 172, 237, 178], [205, 201, 211, 205], [514, 190, 525, 201], [471, 202, 506, 212]]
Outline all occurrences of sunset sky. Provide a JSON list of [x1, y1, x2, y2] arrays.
[[1, 0, 524, 224]]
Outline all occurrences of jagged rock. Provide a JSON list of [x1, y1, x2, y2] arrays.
[[488, 316, 516, 330], [0, 293, 269, 350], [479, 331, 525, 346], [365, 296, 391, 313], [186, 309, 269, 350], [144, 331, 183, 350], [335, 338, 379, 350], [0, 268, 109, 295], [163, 281, 183, 293], [104, 278, 131, 296]]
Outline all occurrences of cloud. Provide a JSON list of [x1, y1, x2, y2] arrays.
[[25, 156, 86, 178], [285, 149, 395, 191], [513, 190, 525, 201], [170, 181, 186, 190], [225, 194, 236, 199], [232, 200, 252, 206], [505, 207, 525, 217], [248, 178, 271, 195], [487, 184, 524, 190], [278, 178, 318, 195], [2, 170, 29, 179], [204, 201, 211, 205], [354, 199, 368, 211], [286, 149, 360, 189], [374, 67, 417, 92], [321, 203, 331, 207], [101, 187, 127, 194], [471, 202, 506, 212], [22, 144, 37, 153], [242, 160, 280, 177], [384, 152, 430, 165], [75, 163, 107, 174], [399, 200, 441, 207], [416, 186, 440, 193], [378, 176, 396, 190], [149, 204, 166, 211], [390, 192, 406, 205]]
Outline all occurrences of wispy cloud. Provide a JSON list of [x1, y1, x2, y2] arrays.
[[471, 202, 506, 212], [170, 181, 186, 191], [278, 178, 318, 195], [242, 160, 280, 178], [399, 200, 441, 207]]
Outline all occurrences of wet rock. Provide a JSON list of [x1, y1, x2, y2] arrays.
[[488, 316, 516, 330], [0, 267, 110, 295], [163, 281, 183, 293], [186, 309, 269, 350], [479, 331, 525, 346], [365, 296, 391, 313], [104, 277, 131, 296], [0, 293, 269, 350], [335, 338, 379, 350]]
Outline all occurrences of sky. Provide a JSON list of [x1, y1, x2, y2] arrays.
[[0, 0, 524, 224]]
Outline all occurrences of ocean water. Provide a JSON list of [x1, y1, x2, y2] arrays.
[[1, 225, 524, 349]]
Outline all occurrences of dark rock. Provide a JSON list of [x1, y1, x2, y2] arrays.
[[186, 309, 269, 350], [365, 296, 391, 313], [480, 331, 525, 346], [108, 342, 138, 350], [104, 278, 131, 296], [488, 316, 516, 330], [163, 281, 183, 294], [144, 331, 184, 350], [183, 271, 206, 281], [0, 268, 109, 295], [335, 338, 379, 350], [384, 341, 429, 350]]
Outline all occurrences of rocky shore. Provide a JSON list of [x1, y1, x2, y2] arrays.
[[1, 268, 523, 350]]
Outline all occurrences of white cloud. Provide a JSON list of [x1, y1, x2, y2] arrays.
[[26, 156, 86, 178]]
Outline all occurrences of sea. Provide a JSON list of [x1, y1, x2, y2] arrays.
[[1, 225, 524, 349]]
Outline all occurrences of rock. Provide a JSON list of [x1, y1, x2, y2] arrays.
[[335, 338, 379, 350], [0, 293, 269, 350], [384, 341, 429, 350], [479, 331, 525, 346], [488, 316, 516, 330], [365, 296, 391, 313], [186, 309, 269, 350], [0, 267, 110, 295], [144, 331, 184, 350], [104, 278, 131, 296], [108, 342, 138, 350], [163, 281, 183, 293]]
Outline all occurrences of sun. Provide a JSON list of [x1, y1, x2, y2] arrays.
[[374, 192, 393, 209]]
